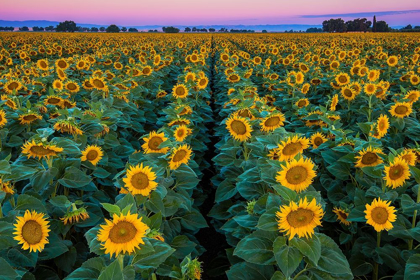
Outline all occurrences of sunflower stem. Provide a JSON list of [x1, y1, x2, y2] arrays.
[[374, 231, 381, 280], [368, 95, 373, 122], [118, 254, 124, 271], [408, 185, 420, 250]]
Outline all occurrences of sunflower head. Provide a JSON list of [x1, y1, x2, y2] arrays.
[[226, 115, 252, 142], [390, 102, 412, 118], [14, 210, 50, 252], [142, 131, 169, 154], [333, 207, 351, 226], [0, 109, 7, 127], [276, 158, 316, 192], [22, 140, 63, 160], [123, 163, 158, 196], [172, 84, 189, 99], [174, 125, 192, 142], [169, 144, 193, 170], [81, 145, 104, 166], [355, 146, 383, 168], [276, 198, 324, 240], [365, 198, 397, 232], [310, 132, 327, 149], [260, 113, 285, 132], [384, 158, 410, 189], [277, 136, 309, 161]]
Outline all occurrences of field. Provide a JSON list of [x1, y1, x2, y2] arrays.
[[0, 32, 420, 280]]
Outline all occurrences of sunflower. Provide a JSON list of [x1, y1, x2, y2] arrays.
[[410, 75, 420, 86], [276, 198, 324, 240], [1, 95, 17, 110], [4, 80, 23, 94], [405, 90, 420, 103], [0, 178, 14, 194], [397, 149, 416, 166], [19, 113, 42, 125], [384, 159, 410, 189], [55, 59, 69, 70], [22, 140, 63, 160], [387, 56, 398, 67], [295, 98, 309, 108], [37, 59, 49, 71], [0, 109, 7, 127], [376, 114, 389, 137], [44, 96, 63, 106], [310, 132, 327, 149], [333, 207, 351, 226], [65, 81, 80, 93], [197, 77, 209, 89], [365, 198, 397, 232], [52, 79, 64, 90], [61, 207, 90, 225], [226, 115, 252, 142], [277, 136, 309, 161], [169, 144, 193, 170], [175, 105, 193, 116], [54, 120, 83, 135], [142, 131, 169, 154], [330, 94, 338, 111], [90, 77, 108, 91], [335, 73, 350, 86], [174, 125, 192, 142], [276, 158, 316, 192], [172, 84, 189, 99], [389, 102, 412, 118], [364, 83, 376, 95], [341, 86, 357, 101], [227, 73, 241, 83], [14, 210, 50, 252], [97, 212, 149, 257], [156, 90, 167, 98], [81, 145, 103, 166], [260, 113, 285, 132], [123, 163, 157, 196], [355, 147, 383, 168], [168, 118, 191, 127]]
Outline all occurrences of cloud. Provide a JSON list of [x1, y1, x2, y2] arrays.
[[301, 9, 420, 18]]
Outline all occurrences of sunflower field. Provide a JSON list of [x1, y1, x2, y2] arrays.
[[0, 32, 420, 280]]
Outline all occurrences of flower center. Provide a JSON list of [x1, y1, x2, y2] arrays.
[[86, 150, 99, 161], [361, 152, 379, 165], [395, 105, 408, 115], [287, 208, 314, 228], [371, 207, 388, 224], [22, 220, 43, 245], [231, 120, 247, 135], [282, 142, 303, 156], [389, 165, 404, 180], [149, 136, 163, 150], [285, 166, 308, 185], [30, 145, 53, 156], [173, 150, 187, 162], [109, 221, 137, 243], [265, 116, 281, 127]]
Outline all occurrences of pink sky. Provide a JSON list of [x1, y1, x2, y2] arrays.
[[1, 0, 419, 26]]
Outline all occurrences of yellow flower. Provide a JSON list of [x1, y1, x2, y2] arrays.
[[4, 80, 23, 94], [330, 94, 338, 111], [0, 109, 7, 127], [226, 115, 252, 142], [365, 198, 397, 232], [389, 102, 412, 118], [97, 212, 149, 258], [276, 136, 309, 161], [22, 140, 63, 160], [333, 207, 351, 226], [376, 115, 389, 137], [260, 113, 285, 132], [341, 86, 357, 101], [355, 147, 383, 168], [81, 145, 104, 166], [387, 55, 398, 67], [310, 132, 327, 149], [276, 198, 324, 240], [335, 73, 350, 86], [169, 144, 193, 170], [295, 98, 309, 108], [14, 210, 50, 252], [142, 131, 169, 154], [384, 159, 410, 189], [123, 163, 158, 196], [172, 84, 189, 99], [19, 113, 42, 125], [174, 125, 192, 142], [276, 158, 316, 192], [397, 149, 416, 166]]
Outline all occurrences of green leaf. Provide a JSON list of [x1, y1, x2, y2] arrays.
[[226, 262, 274, 280], [273, 236, 302, 278], [405, 254, 420, 280], [59, 166, 92, 189], [132, 239, 175, 270], [0, 257, 19, 280], [98, 259, 123, 280], [0, 160, 11, 175], [290, 234, 321, 266], [31, 167, 58, 192], [257, 208, 278, 231], [101, 203, 121, 215], [39, 233, 69, 260], [180, 210, 208, 230], [49, 196, 72, 209], [271, 184, 297, 201], [233, 230, 277, 265], [16, 194, 47, 213], [0, 221, 16, 250], [170, 235, 196, 259]]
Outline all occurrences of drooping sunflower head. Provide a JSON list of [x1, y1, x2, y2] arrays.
[[384, 158, 410, 189], [330, 94, 339, 111], [1, 95, 17, 110], [97, 212, 149, 258], [172, 84, 189, 99], [365, 198, 397, 232], [389, 102, 412, 118], [226, 115, 253, 142], [142, 131, 169, 154], [277, 136, 310, 161], [174, 125, 192, 142], [0, 109, 7, 127], [310, 132, 327, 149], [168, 118, 191, 127], [53, 119, 83, 136], [18, 112, 42, 125], [355, 146, 383, 168], [276, 198, 324, 240], [123, 163, 157, 196], [22, 140, 63, 160], [333, 207, 351, 226], [276, 157, 317, 193], [61, 207, 90, 225], [14, 210, 50, 252], [260, 112, 285, 132], [397, 149, 417, 166], [44, 95, 63, 106], [0, 178, 14, 194], [169, 144, 193, 170], [81, 145, 104, 166]]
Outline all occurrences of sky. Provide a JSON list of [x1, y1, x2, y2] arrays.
[[1, 0, 419, 26]]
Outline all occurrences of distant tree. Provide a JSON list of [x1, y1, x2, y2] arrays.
[[184, 27, 191, 32], [219, 28, 227, 32], [209, 28, 215, 32], [306, 27, 323, 33], [128, 27, 138, 32], [162, 26, 179, 33], [0, 26, 14, 31], [345, 18, 371, 32], [56, 21, 77, 32], [106, 24, 120, 33], [192, 27, 197, 32], [262, 30, 268, 33], [376, 21, 389, 32], [45, 26, 55, 31], [201, 28, 208, 32], [19, 26, 29, 31], [373, 15, 377, 32], [99, 27, 105, 32], [121, 27, 127, 32], [91, 27, 99, 32], [33, 26, 44, 32], [322, 18, 346, 32], [402, 24, 413, 30]]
